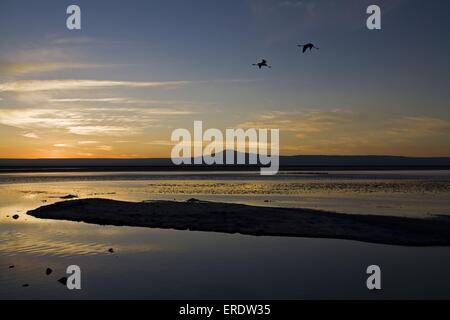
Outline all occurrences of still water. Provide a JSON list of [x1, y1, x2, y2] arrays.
[[1, 171, 450, 299]]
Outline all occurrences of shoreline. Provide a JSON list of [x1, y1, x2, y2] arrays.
[[27, 198, 450, 246], [2, 165, 450, 174]]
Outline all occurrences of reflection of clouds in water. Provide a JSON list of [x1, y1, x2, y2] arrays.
[[0, 228, 162, 258], [22, 193, 38, 200]]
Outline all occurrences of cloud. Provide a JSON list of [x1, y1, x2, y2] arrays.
[[144, 140, 174, 146], [0, 61, 99, 76], [49, 98, 127, 103], [0, 109, 81, 128], [21, 132, 39, 139], [0, 80, 190, 92], [68, 126, 134, 136], [238, 110, 450, 155], [48, 97, 195, 107], [0, 47, 104, 76], [84, 107, 193, 115], [240, 110, 352, 134], [53, 144, 70, 148], [76, 152, 94, 157], [385, 116, 450, 138], [0, 105, 192, 137], [96, 145, 113, 151], [50, 36, 96, 45], [77, 140, 99, 145], [12, 48, 68, 61]]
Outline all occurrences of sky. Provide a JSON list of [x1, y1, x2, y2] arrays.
[[0, 0, 449, 158]]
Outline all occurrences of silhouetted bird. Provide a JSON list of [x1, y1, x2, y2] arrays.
[[252, 59, 272, 69], [297, 43, 319, 53]]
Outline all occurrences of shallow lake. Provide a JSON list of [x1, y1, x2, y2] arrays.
[[1, 171, 449, 299]]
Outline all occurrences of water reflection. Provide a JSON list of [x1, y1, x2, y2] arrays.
[[1, 171, 450, 299]]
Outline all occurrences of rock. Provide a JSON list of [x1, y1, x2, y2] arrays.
[[46, 268, 53, 275], [22, 284, 29, 287], [108, 248, 114, 253], [60, 194, 78, 200], [12, 214, 19, 220], [186, 198, 201, 203], [9, 265, 14, 269], [58, 277, 68, 286]]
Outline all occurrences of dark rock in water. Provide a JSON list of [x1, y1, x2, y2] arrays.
[[9, 265, 14, 269], [12, 214, 19, 220], [108, 248, 114, 253], [22, 284, 29, 287], [46, 268, 53, 275], [186, 198, 201, 203], [60, 194, 78, 200], [264, 200, 270, 203], [58, 277, 68, 286]]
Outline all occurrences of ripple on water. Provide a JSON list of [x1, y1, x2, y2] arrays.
[[0, 231, 111, 258]]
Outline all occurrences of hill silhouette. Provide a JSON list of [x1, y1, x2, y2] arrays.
[[1, 151, 449, 172]]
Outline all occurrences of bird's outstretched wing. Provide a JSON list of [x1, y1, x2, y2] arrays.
[[262, 59, 267, 64], [302, 46, 308, 53]]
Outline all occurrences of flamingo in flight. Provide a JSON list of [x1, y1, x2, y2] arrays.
[[297, 43, 319, 53], [252, 59, 272, 69]]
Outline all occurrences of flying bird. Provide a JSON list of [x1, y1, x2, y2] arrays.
[[252, 59, 272, 69], [297, 43, 319, 53]]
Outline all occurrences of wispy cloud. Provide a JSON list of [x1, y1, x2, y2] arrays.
[[240, 110, 352, 134], [48, 97, 195, 107], [0, 80, 190, 92], [76, 152, 94, 157], [96, 145, 113, 151], [0, 47, 103, 76], [385, 116, 450, 138], [77, 140, 99, 145], [68, 126, 132, 136], [0, 61, 100, 76], [0, 109, 81, 128], [239, 110, 450, 156], [0, 105, 193, 137], [49, 98, 127, 103], [21, 132, 40, 139], [50, 36, 96, 45]]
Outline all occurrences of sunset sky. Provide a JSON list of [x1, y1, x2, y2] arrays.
[[1, 0, 450, 158]]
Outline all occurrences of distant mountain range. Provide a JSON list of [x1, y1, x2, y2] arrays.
[[1, 152, 450, 172]]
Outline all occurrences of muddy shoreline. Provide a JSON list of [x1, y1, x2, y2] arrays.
[[27, 198, 450, 246]]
